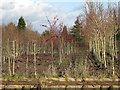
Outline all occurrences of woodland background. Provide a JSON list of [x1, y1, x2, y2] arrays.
[[1, 2, 120, 80]]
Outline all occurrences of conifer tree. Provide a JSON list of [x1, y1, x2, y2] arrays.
[[71, 17, 83, 46], [17, 16, 26, 30]]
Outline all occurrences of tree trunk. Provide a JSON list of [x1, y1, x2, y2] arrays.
[[103, 36, 106, 68], [111, 36, 115, 76], [8, 57, 12, 76], [7, 39, 12, 76], [12, 40, 15, 75], [59, 38, 62, 65], [51, 40, 53, 57], [26, 42, 29, 77], [33, 42, 37, 78]]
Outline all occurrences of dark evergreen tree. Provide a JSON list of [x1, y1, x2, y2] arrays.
[[71, 17, 83, 46], [17, 16, 26, 30]]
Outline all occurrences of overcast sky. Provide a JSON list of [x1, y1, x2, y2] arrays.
[[0, 0, 119, 33]]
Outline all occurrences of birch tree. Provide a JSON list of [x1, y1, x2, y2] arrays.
[[84, 2, 118, 76]]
